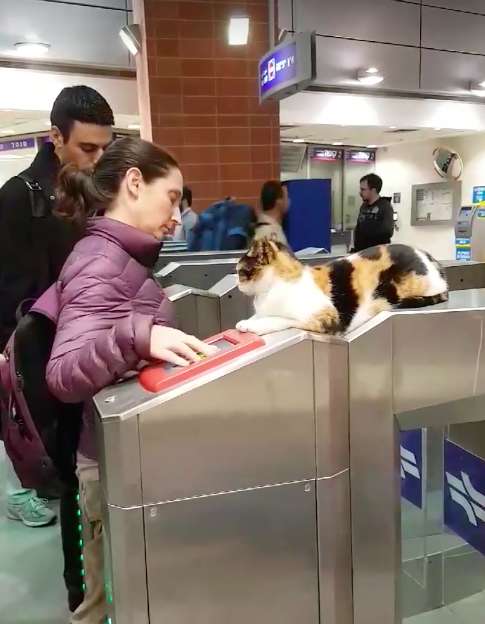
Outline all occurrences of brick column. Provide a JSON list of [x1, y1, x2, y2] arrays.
[[137, 0, 280, 212]]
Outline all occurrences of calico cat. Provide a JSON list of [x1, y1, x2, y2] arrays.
[[235, 238, 448, 336]]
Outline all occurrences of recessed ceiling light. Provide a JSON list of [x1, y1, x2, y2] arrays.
[[389, 126, 397, 129], [128, 123, 141, 130], [292, 138, 305, 143], [228, 16, 249, 45], [0, 129, 14, 135], [14, 42, 50, 58], [470, 81, 485, 97], [332, 141, 343, 146], [367, 144, 378, 148], [357, 67, 384, 85]]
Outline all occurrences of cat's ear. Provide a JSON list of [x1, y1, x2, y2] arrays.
[[267, 238, 281, 258]]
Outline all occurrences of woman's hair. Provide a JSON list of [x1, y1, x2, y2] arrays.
[[55, 136, 179, 225]]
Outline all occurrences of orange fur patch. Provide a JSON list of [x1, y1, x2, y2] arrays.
[[394, 273, 428, 299], [311, 265, 332, 295], [298, 306, 341, 335], [350, 246, 392, 299]]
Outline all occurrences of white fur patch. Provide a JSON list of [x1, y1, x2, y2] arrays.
[[253, 267, 333, 324], [415, 250, 448, 296]]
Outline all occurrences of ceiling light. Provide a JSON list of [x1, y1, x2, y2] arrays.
[[128, 123, 141, 130], [332, 141, 343, 146], [470, 81, 485, 97], [14, 42, 50, 58], [120, 24, 141, 56], [292, 138, 305, 143], [0, 129, 14, 135], [367, 144, 378, 148], [389, 126, 397, 129], [357, 68, 384, 85], [228, 16, 249, 45]]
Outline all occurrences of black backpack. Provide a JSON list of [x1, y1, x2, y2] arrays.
[[0, 175, 82, 493]]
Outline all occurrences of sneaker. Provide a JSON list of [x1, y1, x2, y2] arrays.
[[7, 493, 57, 527]]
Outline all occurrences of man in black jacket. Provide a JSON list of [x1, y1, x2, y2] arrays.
[[0, 85, 114, 613], [353, 173, 394, 252]]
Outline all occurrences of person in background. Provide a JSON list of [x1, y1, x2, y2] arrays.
[[0, 85, 114, 612], [172, 185, 198, 242], [47, 137, 216, 624], [253, 180, 289, 246], [353, 173, 394, 252]]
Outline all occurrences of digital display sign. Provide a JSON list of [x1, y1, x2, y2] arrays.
[[259, 32, 316, 102]]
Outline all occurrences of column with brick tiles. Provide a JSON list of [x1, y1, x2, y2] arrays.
[[135, 0, 280, 213]]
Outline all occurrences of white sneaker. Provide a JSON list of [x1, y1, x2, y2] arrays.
[[7, 493, 57, 527]]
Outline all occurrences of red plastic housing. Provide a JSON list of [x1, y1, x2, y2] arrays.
[[138, 329, 265, 394]]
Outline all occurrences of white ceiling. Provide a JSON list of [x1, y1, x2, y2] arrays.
[[0, 0, 133, 69], [280, 124, 478, 148]]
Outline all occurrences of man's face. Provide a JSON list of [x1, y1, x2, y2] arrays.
[[359, 180, 373, 203], [52, 120, 113, 170]]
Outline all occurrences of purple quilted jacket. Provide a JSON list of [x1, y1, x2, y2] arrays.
[[46, 216, 174, 460]]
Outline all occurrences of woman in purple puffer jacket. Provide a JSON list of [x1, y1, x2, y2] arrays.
[[47, 137, 216, 624]]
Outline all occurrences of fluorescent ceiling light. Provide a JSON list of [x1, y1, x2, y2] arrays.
[[357, 68, 384, 85], [14, 42, 50, 58], [0, 129, 14, 135], [470, 81, 485, 97], [332, 141, 343, 146], [228, 16, 249, 45], [367, 144, 378, 148], [128, 123, 141, 130], [120, 24, 141, 56], [292, 138, 305, 143]]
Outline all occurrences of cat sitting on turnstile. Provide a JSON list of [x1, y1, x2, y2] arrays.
[[235, 238, 448, 336]]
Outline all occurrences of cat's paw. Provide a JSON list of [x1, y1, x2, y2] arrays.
[[236, 316, 294, 336], [236, 319, 253, 333]]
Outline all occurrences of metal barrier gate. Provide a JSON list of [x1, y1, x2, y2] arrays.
[[95, 288, 485, 624]]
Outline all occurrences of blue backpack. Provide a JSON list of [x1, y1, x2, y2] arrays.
[[188, 199, 253, 251]]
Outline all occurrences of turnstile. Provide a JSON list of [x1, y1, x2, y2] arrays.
[[156, 252, 343, 289], [167, 261, 485, 340], [95, 290, 485, 624]]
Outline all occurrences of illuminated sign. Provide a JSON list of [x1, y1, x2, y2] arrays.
[[345, 150, 376, 163], [311, 148, 343, 162], [259, 32, 316, 102], [0, 138, 35, 151]]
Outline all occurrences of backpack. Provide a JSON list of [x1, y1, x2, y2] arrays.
[[0, 284, 82, 494], [188, 199, 253, 251]]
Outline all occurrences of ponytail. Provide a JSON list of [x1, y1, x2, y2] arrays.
[[55, 164, 103, 226]]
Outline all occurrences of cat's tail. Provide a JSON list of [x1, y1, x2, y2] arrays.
[[397, 291, 448, 309]]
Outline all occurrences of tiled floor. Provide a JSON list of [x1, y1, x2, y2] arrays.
[[0, 444, 69, 624], [404, 591, 485, 623]]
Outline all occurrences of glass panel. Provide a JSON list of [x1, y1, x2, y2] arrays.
[[400, 422, 485, 623]]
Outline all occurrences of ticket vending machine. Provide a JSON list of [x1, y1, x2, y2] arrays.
[[95, 329, 352, 624], [455, 205, 485, 261]]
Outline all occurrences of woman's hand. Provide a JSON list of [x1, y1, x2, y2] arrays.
[[149, 326, 218, 367]]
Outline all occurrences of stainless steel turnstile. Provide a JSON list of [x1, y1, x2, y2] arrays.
[[95, 330, 351, 624], [167, 261, 485, 340], [95, 289, 485, 624]]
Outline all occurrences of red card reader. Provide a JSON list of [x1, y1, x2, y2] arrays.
[[138, 330, 265, 394]]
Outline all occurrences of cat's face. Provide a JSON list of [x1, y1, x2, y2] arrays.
[[237, 238, 299, 296]]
